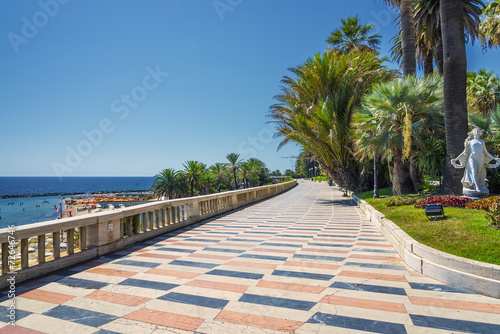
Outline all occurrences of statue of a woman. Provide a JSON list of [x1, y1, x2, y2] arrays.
[[451, 128, 500, 196]]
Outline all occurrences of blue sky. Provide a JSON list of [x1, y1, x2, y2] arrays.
[[1, 0, 499, 177]]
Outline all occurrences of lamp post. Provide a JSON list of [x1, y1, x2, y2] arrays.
[[373, 155, 379, 199]]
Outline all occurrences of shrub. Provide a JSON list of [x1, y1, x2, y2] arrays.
[[414, 196, 472, 209], [420, 182, 440, 195], [385, 196, 417, 206], [486, 201, 500, 230], [465, 196, 500, 211]]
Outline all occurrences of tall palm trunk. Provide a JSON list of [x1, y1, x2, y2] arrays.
[[435, 36, 444, 75], [424, 47, 434, 76], [233, 169, 237, 190], [393, 151, 415, 195], [440, 0, 469, 194], [400, 0, 417, 76]]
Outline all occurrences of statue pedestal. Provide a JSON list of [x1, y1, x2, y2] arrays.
[[463, 188, 489, 198]]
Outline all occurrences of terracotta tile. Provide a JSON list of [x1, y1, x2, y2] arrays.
[[320, 295, 407, 313], [338, 270, 406, 282], [172, 242, 211, 247], [136, 253, 180, 260], [348, 254, 401, 262], [186, 279, 248, 293], [147, 268, 200, 279], [269, 238, 308, 243], [283, 260, 340, 270], [327, 231, 358, 235], [312, 238, 355, 243], [257, 280, 325, 294], [282, 231, 318, 235], [87, 268, 138, 278], [0, 325, 46, 333], [407, 270, 426, 277], [301, 247, 349, 254], [224, 261, 277, 270], [19, 289, 75, 304], [355, 242, 392, 247], [188, 253, 234, 260], [85, 290, 152, 306], [251, 247, 296, 254], [215, 310, 303, 333], [216, 242, 259, 247], [409, 296, 500, 314], [124, 308, 204, 331]]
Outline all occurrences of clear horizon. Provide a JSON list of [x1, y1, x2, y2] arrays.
[[2, 1, 499, 177]]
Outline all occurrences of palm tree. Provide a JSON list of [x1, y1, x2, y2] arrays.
[[226, 153, 242, 190], [246, 158, 268, 186], [480, 0, 500, 50], [467, 69, 500, 115], [209, 162, 230, 191], [354, 74, 444, 195], [383, 0, 417, 76], [269, 50, 396, 191], [151, 169, 187, 199], [326, 15, 381, 53], [391, 0, 483, 76], [199, 172, 215, 195], [440, 0, 471, 194], [183, 160, 205, 197]]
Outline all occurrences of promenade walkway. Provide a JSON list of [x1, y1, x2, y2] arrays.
[[2, 181, 500, 333]]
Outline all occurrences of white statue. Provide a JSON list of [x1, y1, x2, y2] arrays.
[[451, 128, 500, 196]]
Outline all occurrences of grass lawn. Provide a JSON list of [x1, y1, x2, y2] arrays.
[[312, 176, 328, 181], [356, 188, 500, 265]]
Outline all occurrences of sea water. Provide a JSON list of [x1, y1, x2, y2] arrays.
[[0, 177, 154, 228]]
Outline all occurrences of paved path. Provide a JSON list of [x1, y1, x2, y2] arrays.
[[2, 181, 500, 333]]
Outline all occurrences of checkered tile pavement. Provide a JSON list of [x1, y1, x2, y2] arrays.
[[2, 181, 500, 333]]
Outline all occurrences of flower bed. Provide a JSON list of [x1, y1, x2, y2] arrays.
[[465, 196, 500, 211], [414, 196, 472, 209]]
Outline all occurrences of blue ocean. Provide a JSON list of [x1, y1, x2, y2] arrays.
[[0, 177, 154, 228]]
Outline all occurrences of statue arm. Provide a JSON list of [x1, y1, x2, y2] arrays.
[[451, 146, 468, 169]]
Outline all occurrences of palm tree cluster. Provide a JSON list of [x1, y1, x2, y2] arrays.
[[479, 0, 500, 50], [271, 0, 498, 195], [467, 68, 500, 115], [151, 153, 271, 199]]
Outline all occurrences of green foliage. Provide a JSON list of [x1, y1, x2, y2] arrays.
[[385, 196, 417, 206], [269, 49, 396, 191], [467, 69, 500, 115], [276, 177, 293, 183], [486, 201, 500, 229], [354, 74, 444, 195], [326, 15, 381, 53], [479, 0, 500, 50], [420, 181, 440, 195], [152, 168, 188, 199]]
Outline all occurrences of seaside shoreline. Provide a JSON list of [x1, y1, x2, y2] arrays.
[[0, 189, 152, 199]]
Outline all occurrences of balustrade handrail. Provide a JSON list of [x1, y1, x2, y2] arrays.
[[0, 182, 293, 242], [0, 180, 297, 288]]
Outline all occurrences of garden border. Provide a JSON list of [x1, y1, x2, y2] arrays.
[[352, 194, 500, 299]]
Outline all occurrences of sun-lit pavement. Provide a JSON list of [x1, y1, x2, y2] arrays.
[[2, 180, 500, 333]]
